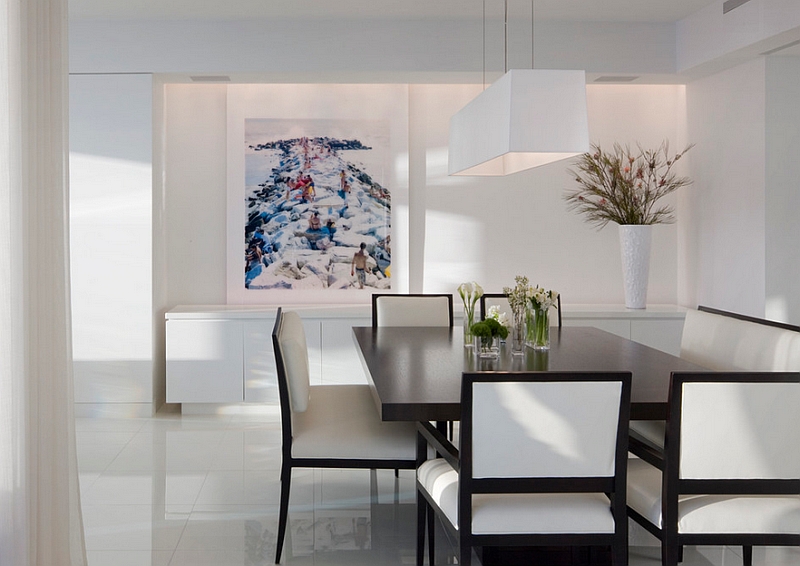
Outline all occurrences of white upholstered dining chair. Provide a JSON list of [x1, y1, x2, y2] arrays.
[[372, 293, 455, 441], [371, 293, 453, 327], [630, 306, 800, 452], [627, 371, 800, 566], [272, 308, 417, 563], [416, 371, 632, 566]]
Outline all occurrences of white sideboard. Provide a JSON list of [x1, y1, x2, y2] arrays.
[[165, 304, 687, 407]]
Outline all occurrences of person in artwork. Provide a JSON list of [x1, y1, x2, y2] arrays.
[[374, 235, 390, 275], [350, 242, 369, 289], [251, 227, 273, 266], [245, 240, 264, 286], [308, 211, 322, 231], [301, 176, 316, 202], [323, 218, 336, 239], [287, 173, 315, 202], [252, 227, 271, 250]]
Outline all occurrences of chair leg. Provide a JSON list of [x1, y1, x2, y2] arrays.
[[459, 538, 472, 566], [678, 545, 683, 563], [743, 545, 753, 566], [611, 540, 628, 566], [275, 464, 291, 564], [662, 541, 679, 566], [427, 504, 435, 566], [417, 491, 426, 566]]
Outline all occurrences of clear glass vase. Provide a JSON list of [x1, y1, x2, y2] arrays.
[[463, 309, 475, 348], [475, 334, 499, 358], [528, 307, 550, 350], [525, 308, 536, 345], [510, 306, 526, 355]]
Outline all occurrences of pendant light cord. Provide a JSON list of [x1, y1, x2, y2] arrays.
[[504, 0, 508, 73], [486, 0, 535, 79], [483, 0, 486, 89]]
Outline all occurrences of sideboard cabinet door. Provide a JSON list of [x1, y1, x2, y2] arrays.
[[166, 319, 244, 403], [243, 319, 277, 403]]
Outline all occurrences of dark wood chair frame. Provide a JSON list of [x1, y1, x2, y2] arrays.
[[479, 292, 563, 327], [416, 371, 632, 566], [698, 305, 800, 333], [628, 371, 800, 566], [371, 293, 454, 328], [272, 307, 417, 564]]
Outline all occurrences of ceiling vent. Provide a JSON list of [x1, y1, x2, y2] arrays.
[[594, 76, 639, 83], [189, 75, 231, 82], [723, 0, 752, 14]]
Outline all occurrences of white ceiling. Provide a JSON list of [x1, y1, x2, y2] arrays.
[[69, 0, 721, 24]]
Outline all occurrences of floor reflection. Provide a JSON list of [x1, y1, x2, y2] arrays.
[[77, 411, 800, 566]]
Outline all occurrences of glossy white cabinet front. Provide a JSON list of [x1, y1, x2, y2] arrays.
[[165, 305, 685, 406], [166, 319, 244, 403]]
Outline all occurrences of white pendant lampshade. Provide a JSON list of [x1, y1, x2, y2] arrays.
[[448, 69, 590, 176]]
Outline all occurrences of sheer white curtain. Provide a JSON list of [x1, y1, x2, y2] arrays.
[[1, 0, 87, 563]]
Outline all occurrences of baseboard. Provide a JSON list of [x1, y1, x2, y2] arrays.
[[179, 403, 281, 416]]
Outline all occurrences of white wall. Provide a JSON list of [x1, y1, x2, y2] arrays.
[[68, 12, 685, 412], [765, 56, 800, 324], [678, 0, 800, 76], [162, 84, 229, 305], [415, 83, 685, 301], [68, 9, 800, 411], [681, 58, 767, 316], [69, 18, 676, 78], [162, 83, 684, 305], [69, 73, 155, 416]]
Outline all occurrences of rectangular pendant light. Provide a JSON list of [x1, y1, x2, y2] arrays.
[[448, 69, 590, 176]]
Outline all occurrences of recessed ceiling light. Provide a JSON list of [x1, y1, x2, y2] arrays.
[[723, 0, 752, 14], [594, 76, 639, 83], [189, 75, 231, 82]]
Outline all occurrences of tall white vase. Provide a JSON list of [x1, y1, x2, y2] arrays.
[[618, 225, 652, 309]]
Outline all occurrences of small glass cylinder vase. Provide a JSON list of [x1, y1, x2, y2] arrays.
[[463, 310, 475, 348], [525, 307, 536, 345], [529, 307, 550, 350], [510, 307, 526, 355], [475, 334, 499, 358]]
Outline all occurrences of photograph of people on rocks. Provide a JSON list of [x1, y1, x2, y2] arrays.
[[244, 119, 392, 291]]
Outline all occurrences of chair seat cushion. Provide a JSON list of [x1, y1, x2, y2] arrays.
[[627, 458, 800, 534], [417, 459, 616, 534], [291, 384, 416, 461]]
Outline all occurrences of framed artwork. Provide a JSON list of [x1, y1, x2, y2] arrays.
[[227, 84, 408, 304]]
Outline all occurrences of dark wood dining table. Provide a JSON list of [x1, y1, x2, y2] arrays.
[[353, 325, 705, 423]]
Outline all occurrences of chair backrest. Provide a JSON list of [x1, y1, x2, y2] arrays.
[[272, 308, 310, 414], [461, 371, 631, 482], [372, 293, 453, 327], [681, 307, 800, 372], [669, 372, 800, 482], [479, 293, 562, 327]]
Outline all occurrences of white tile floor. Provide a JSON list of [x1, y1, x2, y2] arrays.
[[77, 410, 800, 566]]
